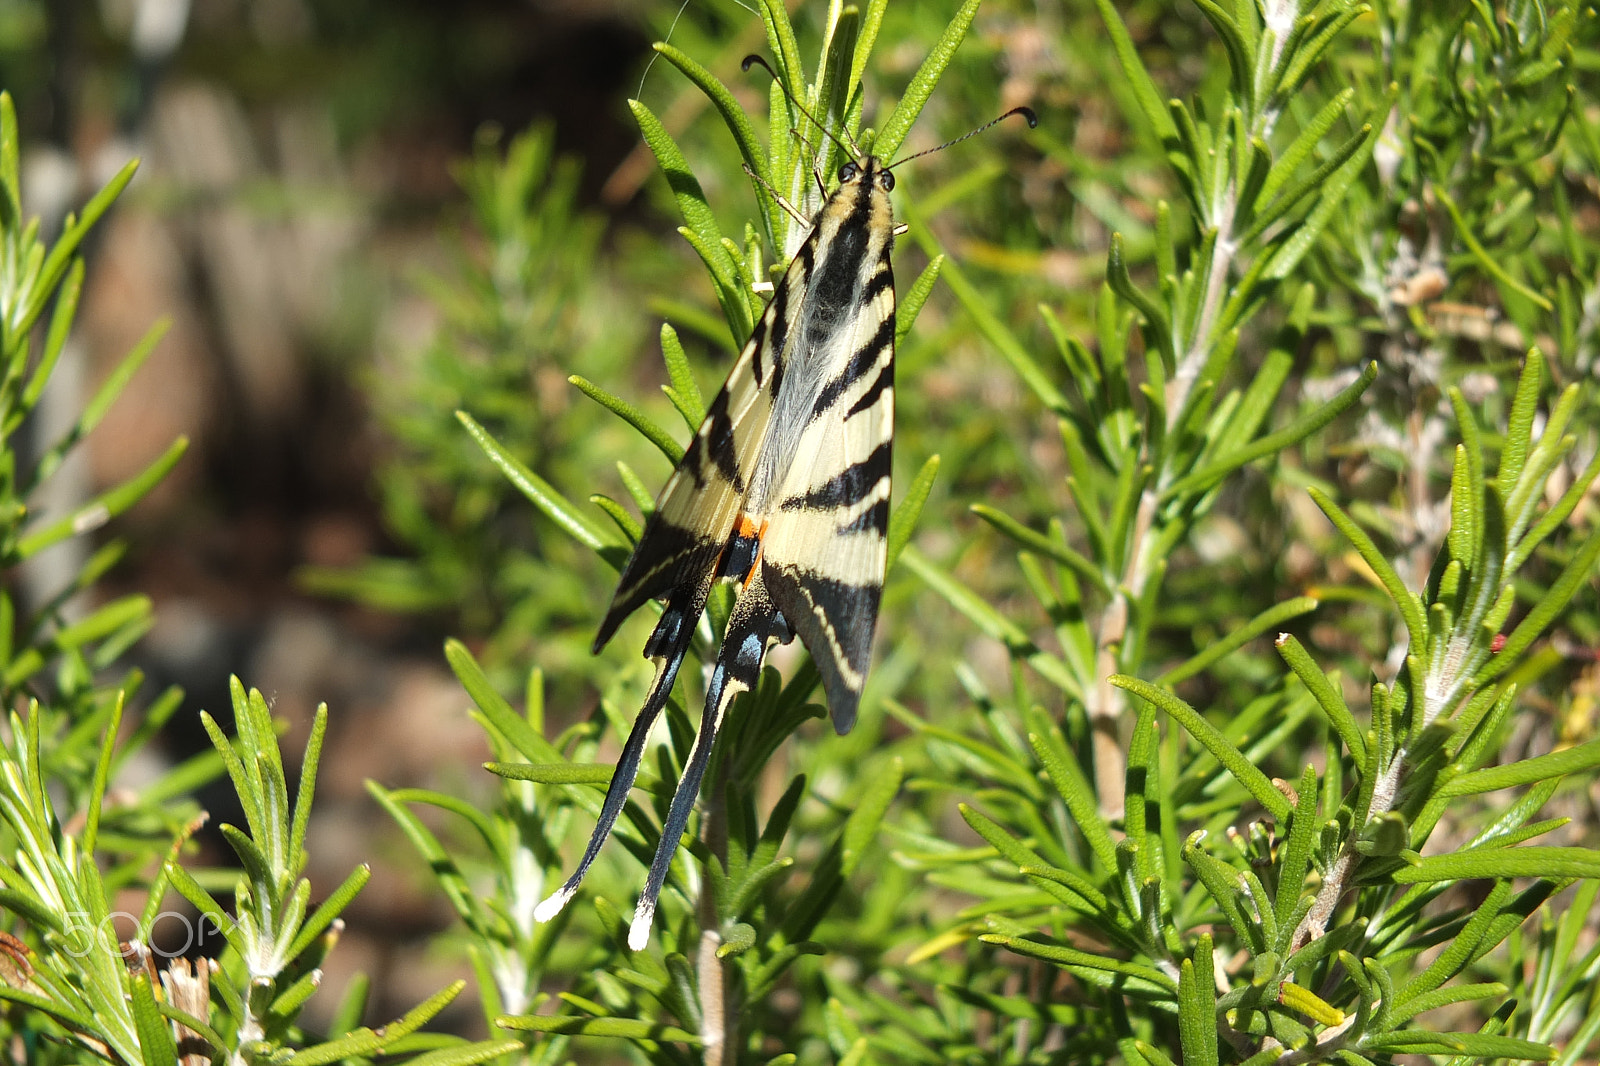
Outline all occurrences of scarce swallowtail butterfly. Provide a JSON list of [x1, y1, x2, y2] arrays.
[[535, 55, 1035, 949]]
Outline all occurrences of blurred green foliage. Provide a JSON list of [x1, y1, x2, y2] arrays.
[[0, 91, 515, 1063], [301, 124, 646, 694]]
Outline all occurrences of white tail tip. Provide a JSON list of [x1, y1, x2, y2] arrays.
[[533, 889, 573, 924], [627, 902, 657, 951]]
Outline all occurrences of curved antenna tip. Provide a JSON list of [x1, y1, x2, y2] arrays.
[[739, 52, 859, 161], [1014, 106, 1040, 129]]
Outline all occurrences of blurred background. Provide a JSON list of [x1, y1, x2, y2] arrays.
[[1, 0, 1068, 1031], [5, 0, 655, 716]]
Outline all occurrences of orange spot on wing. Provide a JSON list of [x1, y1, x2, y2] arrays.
[[742, 518, 769, 590]]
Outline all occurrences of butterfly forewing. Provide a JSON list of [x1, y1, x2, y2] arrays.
[[592, 280, 790, 651]]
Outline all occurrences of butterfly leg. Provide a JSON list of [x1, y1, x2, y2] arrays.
[[741, 162, 809, 231], [628, 565, 777, 950], [533, 586, 702, 924]]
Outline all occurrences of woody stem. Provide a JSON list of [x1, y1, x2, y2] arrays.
[[697, 767, 734, 1064]]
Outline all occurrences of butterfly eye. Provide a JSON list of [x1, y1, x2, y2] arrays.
[[878, 170, 895, 191], [838, 161, 860, 183]]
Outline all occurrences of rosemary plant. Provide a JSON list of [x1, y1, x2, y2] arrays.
[[0, 92, 516, 1065], [372, 0, 1600, 1062], [850, 0, 1600, 1062]]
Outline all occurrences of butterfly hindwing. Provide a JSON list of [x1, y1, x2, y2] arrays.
[[758, 218, 895, 734], [627, 564, 779, 950], [532, 587, 698, 925]]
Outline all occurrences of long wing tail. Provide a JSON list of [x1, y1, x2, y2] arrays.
[[533, 591, 700, 924], [627, 570, 778, 950]]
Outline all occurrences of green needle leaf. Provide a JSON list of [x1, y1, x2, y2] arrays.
[[1392, 847, 1600, 882], [485, 762, 613, 785], [1441, 737, 1600, 796], [1159, 596, 1318, 685], [16, 437, 188, 560], [1306, 486, 1428, 652], [1112, 676, 1292, 820], [1436, 186, 1554, 311], [887, 455, 940, 572], [496, 1014, 701, 1042], [1091, 0, 1180, 147], [458, 410, 621, 559], [981, 933, 1177, 993], [873, 0, 980, 163], [569, 372, 681, 460], [1164, 362, 1376, 501]]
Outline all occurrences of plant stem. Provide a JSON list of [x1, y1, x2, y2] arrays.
[[1092, 189, 1240, 819], [697, 927, 727, 1066], [1294, 602, 1483, 950], [1293, 746, 1404, 951], [697, 771, 733, 1064]]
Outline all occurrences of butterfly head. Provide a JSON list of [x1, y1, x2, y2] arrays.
[[838, 158, 894, 193]]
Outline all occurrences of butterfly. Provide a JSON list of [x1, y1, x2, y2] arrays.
[[535, 56, 1034, 949]]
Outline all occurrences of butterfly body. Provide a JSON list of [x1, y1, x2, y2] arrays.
[[534, 157, 899, 949]]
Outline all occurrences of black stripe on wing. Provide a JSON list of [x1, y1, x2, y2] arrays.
[[765, 566, 881, 734], [838, 498, 889, 535], [844, 357, 892, 419], [594, 518, 722, 652], [860, 266, 894, 303], [778, 440, 891, 513], [808, 308, 894, 422], [702, 387, 747, 495]]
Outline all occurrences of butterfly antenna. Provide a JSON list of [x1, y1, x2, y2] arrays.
[[887, 106, 1038, 170], [637, 0, 693, 99], [742, 54, 861, 162]]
